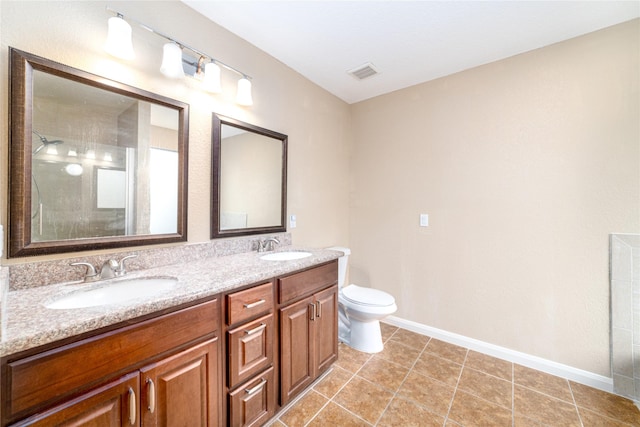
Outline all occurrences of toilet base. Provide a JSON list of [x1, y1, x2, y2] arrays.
[[342, 319, 384, 354]]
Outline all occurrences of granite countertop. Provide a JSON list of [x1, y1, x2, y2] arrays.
[[0, 247, 341, 358]]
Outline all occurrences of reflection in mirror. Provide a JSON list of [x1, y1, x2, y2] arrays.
[[9, 48, 188, 257], [211, 114, 287, 238]]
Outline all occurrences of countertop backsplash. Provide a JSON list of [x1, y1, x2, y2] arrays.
[[7, 233, 292, 291]]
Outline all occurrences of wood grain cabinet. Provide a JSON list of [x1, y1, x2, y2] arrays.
[[1, 298, 221, 427], [278, 262, 338, 405], [224, 282, 276, 427]]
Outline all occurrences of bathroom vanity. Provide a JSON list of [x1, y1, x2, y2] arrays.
[[0, 251, 339, 427]]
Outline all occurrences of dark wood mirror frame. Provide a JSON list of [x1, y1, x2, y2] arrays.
[[8, 48, 189, 257], [211, 114, 287, 239]]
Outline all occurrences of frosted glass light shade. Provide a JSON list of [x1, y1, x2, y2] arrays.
[[160, 43, 185, 79], [236, 77, 253, 106], [202, 62, 222, 93], [105, 16, 135, 60]]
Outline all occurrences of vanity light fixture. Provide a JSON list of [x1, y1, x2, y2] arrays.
[[67, 148, 78, 157], [160, 42, 185, 79], [104, 14, 135, 60], [105, 7, 252, 106], [103, 152, 113, 162], [85, 149, 96, 160], [236, 77, 253, 106]]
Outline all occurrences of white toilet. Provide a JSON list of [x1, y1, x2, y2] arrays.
[[329, 247, 397, 353]]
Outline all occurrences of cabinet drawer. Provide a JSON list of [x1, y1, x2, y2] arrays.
[[228, 313, 274, 388], [228, 366, 275, 427], [227, 282, 273, 326], [4, 298, 219, 424], [278, 261, 338, 305]]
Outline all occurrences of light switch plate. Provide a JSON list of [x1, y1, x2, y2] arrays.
[[290, 214, 297, 229], [419, 214, 429, 227]]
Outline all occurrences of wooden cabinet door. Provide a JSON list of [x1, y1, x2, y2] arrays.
[[228, 313, 274, 389], [11, 373, 140, 427], [279, 296, 314, 404], [140, 338, 219, 427], [228, 367, 275, 427], [314, 285, 338, 375]]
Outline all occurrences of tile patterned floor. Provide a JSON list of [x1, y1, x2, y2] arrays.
[[270, 323, 640, 426]]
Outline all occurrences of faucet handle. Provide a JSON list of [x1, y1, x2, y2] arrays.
[[117, 255, 137, 275], [70, 262, 98, 282]]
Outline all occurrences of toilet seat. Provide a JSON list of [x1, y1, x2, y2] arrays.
[[341, 284, 395, 307]]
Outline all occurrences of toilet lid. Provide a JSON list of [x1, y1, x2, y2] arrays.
[[342, 285, 395, 307]]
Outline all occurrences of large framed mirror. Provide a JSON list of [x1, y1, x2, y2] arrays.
[[8, 48, 189, 257], [211, 114, 287, 238]]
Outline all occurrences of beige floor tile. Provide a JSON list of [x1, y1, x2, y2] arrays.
[[376, 339, 422, 368], [514, 364, 573, 402], [388, 328, 430, 351], [424, 338, 468, 364], [306, 402, 371, 427], [267, 420, 287, 427], [397, 370, 456, 416], [457, 366, 512, 409], [571, 381, 640, 425], [413, 352, 463, 386], [333, 376, 394, 424], [514, 385, 581, 426], [313, 366, 353, 399], [377, 396, 445, 427], [465, 350, 512, 381], [279, 390, 328, 427], [380, 322, 398, 343], [513, 413, 545, 426], [448, 390, 513, 427], [578, 407, 636, 427], [335, 343, 372, 373], [357, 355, 410, 393]]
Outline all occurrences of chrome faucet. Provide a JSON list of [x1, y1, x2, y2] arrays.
[[258, 237, 280, 252], [71, 255, 138, 282]]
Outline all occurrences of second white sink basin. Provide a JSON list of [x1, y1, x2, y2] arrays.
[[45, 277, 178, 310], [260, 251, 312, 261]]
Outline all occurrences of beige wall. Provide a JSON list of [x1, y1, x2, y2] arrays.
[[1, 1, 638, 378], [350, 19, 639, 376], [0, 0, 351, 261]]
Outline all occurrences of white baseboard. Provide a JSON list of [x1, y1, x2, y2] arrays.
[[383, 315, 614, 394]]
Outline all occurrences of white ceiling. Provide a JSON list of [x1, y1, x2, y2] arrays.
[[182, 1, 639, 104]]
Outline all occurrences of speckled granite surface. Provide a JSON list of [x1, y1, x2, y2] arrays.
[[0, 245, 341, 358]]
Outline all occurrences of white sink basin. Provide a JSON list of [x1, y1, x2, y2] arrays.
[[260, 251, 312, 261], [45, 277, 178, 309]]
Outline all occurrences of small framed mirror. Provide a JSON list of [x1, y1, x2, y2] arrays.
[[211, 114, 287, 238], [8, 48, 189, 257]]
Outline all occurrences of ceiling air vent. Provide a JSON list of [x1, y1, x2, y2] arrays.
[[347, 62, 379, 80]]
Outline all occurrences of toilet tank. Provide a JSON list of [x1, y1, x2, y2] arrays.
[[327, 247, 350, 288]]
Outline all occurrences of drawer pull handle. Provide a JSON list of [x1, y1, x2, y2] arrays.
[[243, 299, 266, 309], [244, 323, 267, 335], [245, 378, 267, 396], [316, 301, 322, 318], [128, 387, 136, 425], [309, 303, 316, 321], [146, 378, 156, 413]]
